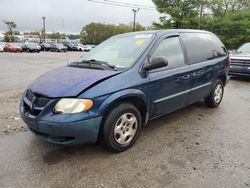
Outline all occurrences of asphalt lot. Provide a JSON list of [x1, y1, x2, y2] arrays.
[[0, 52, 250, 188]]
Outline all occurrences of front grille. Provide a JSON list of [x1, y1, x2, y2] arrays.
[[231, 59, 250, 66], [23, 90, 50, 116]]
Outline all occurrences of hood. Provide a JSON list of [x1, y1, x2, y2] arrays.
[[230, 53, 250, 60], [29, 66, 120, 98]]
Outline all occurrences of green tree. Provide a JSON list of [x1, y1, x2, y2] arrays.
[[152, 0, 200, 29], [67, 34, 80, 40], [208, 0, 250, 16], [80, 22, 145, 44], [203, 9, 250, 49], [47, 32, 65, 40], [3, 20, 17, 42]]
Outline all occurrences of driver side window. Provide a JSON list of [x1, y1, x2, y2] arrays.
[[150, 37, 185, 69]]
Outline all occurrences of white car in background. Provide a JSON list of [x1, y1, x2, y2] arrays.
[[74, 44, 86, 51], [84, 45, 94, 52], [0, 43, 4, 52]]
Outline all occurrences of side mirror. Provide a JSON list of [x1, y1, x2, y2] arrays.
[[143, 57, 168, 71]]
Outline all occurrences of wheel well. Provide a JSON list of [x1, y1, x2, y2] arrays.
[[100, 96, 148, 132], [218, 75, 226, 85]]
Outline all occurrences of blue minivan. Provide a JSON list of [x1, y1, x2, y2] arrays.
[[20, 30, 230, 152]]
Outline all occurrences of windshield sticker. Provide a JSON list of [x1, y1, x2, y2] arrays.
[[135, 40, 145, 46], [134, 34, 153, 39]]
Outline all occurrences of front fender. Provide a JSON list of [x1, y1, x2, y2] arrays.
[[97, 89, 148, 116]]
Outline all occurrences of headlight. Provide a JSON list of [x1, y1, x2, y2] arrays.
[[54, 99, 93, 114]]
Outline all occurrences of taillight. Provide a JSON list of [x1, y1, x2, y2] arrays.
[[228, 58, 231, 66]]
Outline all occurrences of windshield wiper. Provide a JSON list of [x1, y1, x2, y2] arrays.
[[73, 59, 117, 70], [87, 59, 117, 70]]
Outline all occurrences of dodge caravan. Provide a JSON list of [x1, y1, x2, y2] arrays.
[[20, 30, 230, 152]]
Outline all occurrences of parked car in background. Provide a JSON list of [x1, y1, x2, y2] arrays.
[[63, 42, 77, 51], [229, 43, 250, 77], [74, 44, 86, 51], [20, 30, 230, 152], [40, 43, 51, 51], [84, 45, 94, 52], [22, 43, 41, 53], [4, 43, 22, 52], [0, 43, 4, 52], [50, 43, 67, 52]]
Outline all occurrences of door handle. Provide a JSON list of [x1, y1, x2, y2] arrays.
[[192, 72, 200, 77], [181, 75, 190, 80]]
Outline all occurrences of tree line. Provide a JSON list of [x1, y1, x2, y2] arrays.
[[80, 23, 144, 44], [152, 0, 250, 49]]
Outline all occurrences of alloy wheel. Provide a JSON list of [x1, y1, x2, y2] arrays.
[[113, 113, 138, 145]]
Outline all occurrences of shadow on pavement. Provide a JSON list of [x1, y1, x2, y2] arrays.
[[230, 75, 250, 82]]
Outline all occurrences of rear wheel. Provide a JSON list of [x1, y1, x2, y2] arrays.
[[101, 103, 141, 152], [204, 79, 224, 107]]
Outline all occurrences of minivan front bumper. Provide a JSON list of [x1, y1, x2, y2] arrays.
[[229, 65, 250, 76], [23, 114, 102, 145], [20, 90, 102, 145]]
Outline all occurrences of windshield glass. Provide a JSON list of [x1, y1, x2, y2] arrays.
[[77, 33, 154, 68], [237, 43, 250, 53], [12, 43, 20, 48], [28, 43, 38, 47], [57, 44, 64, 48]]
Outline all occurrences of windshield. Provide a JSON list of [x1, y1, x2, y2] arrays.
[[12, 43, 20, 48], [57, 44, 64, 48], [237, 43, 250, 53], [77, 33, 154, 68], [28, 43, 38, 47]]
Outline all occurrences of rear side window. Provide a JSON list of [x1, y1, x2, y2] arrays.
[[180, 33, 213, 64], [150, 37, 185, 69], [208, 34, 227, 58]]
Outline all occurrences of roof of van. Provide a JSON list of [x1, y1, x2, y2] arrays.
[[135, 29, 211, 34], [116, 29, 212, 37]]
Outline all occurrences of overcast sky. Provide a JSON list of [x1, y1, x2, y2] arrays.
[[0, 0, 160, 34]]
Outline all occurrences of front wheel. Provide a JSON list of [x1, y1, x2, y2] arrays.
[[204, 79, 224, 107], [101, 103, 141, 152]]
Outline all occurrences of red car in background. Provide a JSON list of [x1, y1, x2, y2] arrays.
[[4, 43, 22, 52]]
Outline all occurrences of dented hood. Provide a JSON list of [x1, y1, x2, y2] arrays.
[[29, 66, 120, 98]]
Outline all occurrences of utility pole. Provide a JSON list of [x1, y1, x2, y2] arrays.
[[42, 17, 46, 42], [132, 8, 140, 32], [199, 0, 204, 29]]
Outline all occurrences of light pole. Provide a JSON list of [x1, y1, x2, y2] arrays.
[[132, 8, 140, 32], [42, 17, 46, 42]]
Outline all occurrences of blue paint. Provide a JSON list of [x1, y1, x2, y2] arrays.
[[20, 29, 230, 146], [29, 66, 120, 98]]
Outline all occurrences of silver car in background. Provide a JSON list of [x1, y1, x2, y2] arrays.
[[229, 43, 250, 77]]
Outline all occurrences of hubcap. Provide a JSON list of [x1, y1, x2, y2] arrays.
[[114, 113, 138, 145], [214, 84, 223, 103]]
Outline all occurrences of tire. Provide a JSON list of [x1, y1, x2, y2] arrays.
[[204, 79, 224, 108], [101, 103, 142, 152]]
